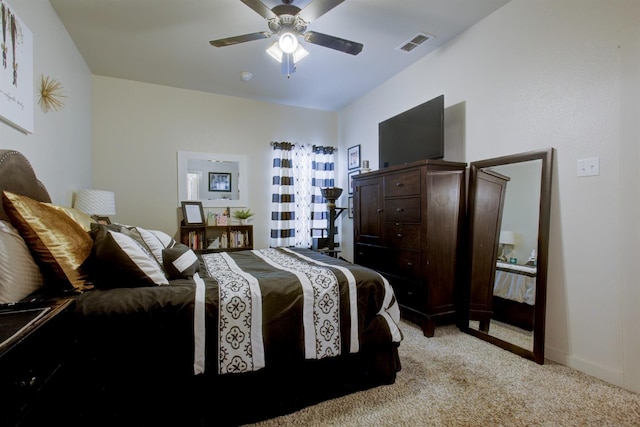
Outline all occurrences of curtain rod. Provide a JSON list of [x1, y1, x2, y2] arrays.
[[269, 141, 337, 151]]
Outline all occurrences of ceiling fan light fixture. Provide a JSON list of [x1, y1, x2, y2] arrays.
[[266, 41, 308, 64], [266, 41, 283, 62], [292, 44, 309, 63], [278, 31, 298, 54]]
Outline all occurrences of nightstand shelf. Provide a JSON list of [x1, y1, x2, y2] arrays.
[[0, 298, 75, 427]]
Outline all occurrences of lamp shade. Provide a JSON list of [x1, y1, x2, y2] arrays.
[[74, 190, 116, 216], [320, 187, 343, 201], [499, 230, 515, 245], [266, 41, 309, 64]]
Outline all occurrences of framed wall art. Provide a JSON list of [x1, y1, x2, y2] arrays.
[[0, 0, 34, 134], [208, 172, 232, 192], [347, 145, 361, 170], [348, 197, 354, 218], [181, 201, 205, 225]]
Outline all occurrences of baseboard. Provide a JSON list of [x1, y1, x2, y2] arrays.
[[545, 344, 625, 388]]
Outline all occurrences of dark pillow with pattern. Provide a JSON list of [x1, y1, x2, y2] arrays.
[[162, 243, 199, 279]]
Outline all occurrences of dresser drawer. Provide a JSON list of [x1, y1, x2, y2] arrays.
[[386, 276, 426, 312], [384, 197, 421, 223], [385, 223, 421, 249], [354, 244, 386, 270], [389, 250, 421, 279], [384, 169, 421, 197]]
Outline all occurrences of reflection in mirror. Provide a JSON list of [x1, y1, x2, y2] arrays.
[[464, 148, 553, 364], [177, 151, 248, 208]]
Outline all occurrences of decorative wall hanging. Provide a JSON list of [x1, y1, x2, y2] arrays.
[[37, 74, 65, 112], [0, 0, 33, 133], [347, 145, 361, 170]]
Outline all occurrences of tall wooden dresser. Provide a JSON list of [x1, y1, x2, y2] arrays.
[[353, 160, 466, 337]]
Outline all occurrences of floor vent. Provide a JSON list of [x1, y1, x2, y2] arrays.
[[396, 32, 434, 53]]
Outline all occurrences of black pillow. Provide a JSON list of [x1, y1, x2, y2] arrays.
[[163, 243, 200, 279], [90, 224, 169, 288]]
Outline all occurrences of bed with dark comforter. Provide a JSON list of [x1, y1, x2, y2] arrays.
[[0, 150, 402, 426]]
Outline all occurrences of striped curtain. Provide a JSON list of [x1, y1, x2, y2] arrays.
[[270, 142, 336, 248]]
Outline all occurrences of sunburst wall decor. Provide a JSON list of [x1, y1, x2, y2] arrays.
[[38, 74, 66, 112]]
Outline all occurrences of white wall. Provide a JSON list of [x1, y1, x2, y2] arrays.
[[338, 0, 640, 392], [91, 76, 337, 248], [0, 0, 91, 205]]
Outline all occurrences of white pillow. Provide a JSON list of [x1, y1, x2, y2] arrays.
[[0, 220, 44, 303], [123, 226, 176, 266]]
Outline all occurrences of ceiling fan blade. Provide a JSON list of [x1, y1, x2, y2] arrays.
[[298, 0, 345, 22], [210, 32, 271, 47], [240, 0, 277, 20], [304, 31, 363, 55]]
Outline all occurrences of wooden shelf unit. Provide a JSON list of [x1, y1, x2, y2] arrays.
[[180, 224, 253, 253]]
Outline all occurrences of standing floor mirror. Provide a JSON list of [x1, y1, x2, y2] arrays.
[[463, 148, 553, 364]]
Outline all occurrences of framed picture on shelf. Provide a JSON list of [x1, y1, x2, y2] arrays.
[[181, 201, 205, 225], [348, 169, 360, 194], [347, 145, 361, 170], [348, 197, 354, 218], [208, 172, 232, 192]]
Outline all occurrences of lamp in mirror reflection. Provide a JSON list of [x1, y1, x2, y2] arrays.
[[74, 189, 116, 224], [498, 230, 515, 262]]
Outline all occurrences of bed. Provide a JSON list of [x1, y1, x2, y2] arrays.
[[492, 261, 536, 330], [0, 150, 402, 426]]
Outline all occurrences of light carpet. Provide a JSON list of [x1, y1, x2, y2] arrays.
[[247, 320, 640, 426]]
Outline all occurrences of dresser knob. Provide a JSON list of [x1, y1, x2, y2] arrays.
[[407, 262, 414, 266], [396, 182, 403, 187], [376, 208, 383, 213], [397, 233, 403, 238], [396, 208, 404, 212]]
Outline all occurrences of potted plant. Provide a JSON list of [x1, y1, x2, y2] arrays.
[[233, 208, 254, 225]]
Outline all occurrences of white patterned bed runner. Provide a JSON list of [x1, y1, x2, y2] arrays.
[[202, 252, 264, 374], [200, 248, 358, 375]]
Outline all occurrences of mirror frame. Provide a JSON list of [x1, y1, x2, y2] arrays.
[[177, 151, 248, 208], [463, 148, 554, 364]]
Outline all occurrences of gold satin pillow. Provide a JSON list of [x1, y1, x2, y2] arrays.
[[2, 191, 93, 291], [47, 204, 97, 232]]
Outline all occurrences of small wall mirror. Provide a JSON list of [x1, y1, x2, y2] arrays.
[[463, 148, 553, 364], [177, 151, 248, 208]]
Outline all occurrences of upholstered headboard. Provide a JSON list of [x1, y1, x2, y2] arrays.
[[0, 150, 51, 221]]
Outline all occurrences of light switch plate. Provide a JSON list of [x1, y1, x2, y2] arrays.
[[577, 157, 600, 177]]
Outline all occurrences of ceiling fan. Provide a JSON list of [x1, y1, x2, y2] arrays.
[[209, 0, 363, 75]]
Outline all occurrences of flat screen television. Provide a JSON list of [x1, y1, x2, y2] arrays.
[[378, 94, 444, 168]]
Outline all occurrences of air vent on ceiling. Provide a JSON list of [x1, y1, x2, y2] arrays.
[[396, 32, 434, 53]]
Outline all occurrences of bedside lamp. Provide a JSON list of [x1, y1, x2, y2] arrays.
[[74, 189, 116, 224], [498, 230, 515, 262]]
